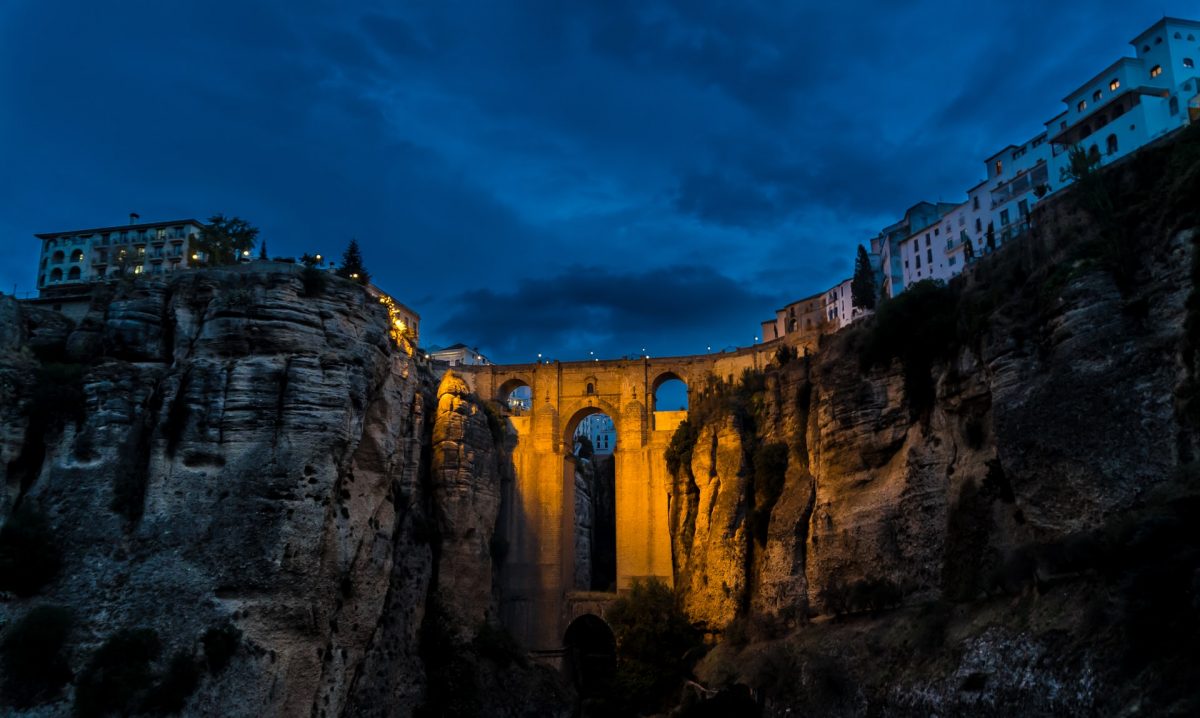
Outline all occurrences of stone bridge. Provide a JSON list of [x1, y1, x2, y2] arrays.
[[458, 340, 804, 652]]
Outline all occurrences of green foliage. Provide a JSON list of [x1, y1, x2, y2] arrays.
[[74, 628, 162, 718], [605, 578, 703, 714], [665, 418, 700, 476], [0, 606, 74, 708], [300, 264, 327, 297], [194, 214, 259, 266], [336, 239, 371, 285], [481, 400, 506, 446], [141, 651, 201, 714], [0, 503, 63, 596], [860, 280, 959, 418], [575, 433, 594, 460], [851, 244, 877, 311], [201, 624, 240, 674]]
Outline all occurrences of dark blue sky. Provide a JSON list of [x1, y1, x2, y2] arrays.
[[1, 1, 1189, 362]]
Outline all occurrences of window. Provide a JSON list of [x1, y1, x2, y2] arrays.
[[133, 265, 144, 275], [50, 268, 63, 282], [1106, 134, 1118, 155], [70, 249, 83, 263], [926, 249, 933, 264], [1170, 96, 1179, 116], [1143, 45, 1151, 53], [948, 256, 956, 266], [1175, 32, 1183, 39], [586, 382, 594, 394], [934, 227, 940, 236], [994, 160, 1003, 175], [1018, 199, 1029, 217], [1155, 36, 1162, 45], [1109, 78, 1120, 91], [972, 196, 980, 210], [1150, 65, 1163, 78], [67, 266, 81, 280], [975, 218, 982, 232], [52, 250, 64, 263], [925, 234, 930, 246], [1092, 89, 1102, 102], [1077, 99, 1087, 112], [915, 255, 921, 269], [1000, 209, 1010, 226], [1185, 58, 1195, 69]]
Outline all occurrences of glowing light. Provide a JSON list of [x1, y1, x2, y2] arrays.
[[191, 253, 199, 260], [242, 250, 250, 257], [315, 254, 323, 261], [377, 293, 414, 355]]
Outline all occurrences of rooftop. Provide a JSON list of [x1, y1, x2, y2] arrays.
[[35, 218, 204, 240]]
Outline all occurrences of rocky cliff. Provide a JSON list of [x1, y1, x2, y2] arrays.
[[0, 267, 566, 717], [672, 127, 1200, 714]]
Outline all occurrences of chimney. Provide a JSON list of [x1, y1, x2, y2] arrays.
[[129, 212, 140, 225]]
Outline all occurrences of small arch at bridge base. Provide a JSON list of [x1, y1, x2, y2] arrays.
[[563, 613, 616, 707]]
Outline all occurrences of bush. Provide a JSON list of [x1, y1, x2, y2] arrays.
[[665, 418, 701, 476], [201, 624, 240, 674], [860, 280, 959, 418], [74, 628, 161, 718], [141, 650, 200, 714], [0, 503, 63, 596], [0, 606, 74, 708], [300, 265, 327, 297], [605, 578, 703, 714]]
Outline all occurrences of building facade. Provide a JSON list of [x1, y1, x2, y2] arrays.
[[428, 343, 491, 367], [36, 218, 205, 294], [575, 413, 616, 455]]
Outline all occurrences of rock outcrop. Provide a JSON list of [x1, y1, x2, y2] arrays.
[[0, 267, 563, 717]]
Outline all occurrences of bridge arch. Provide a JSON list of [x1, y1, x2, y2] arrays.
[[650, 370, 689, 412], [563, 614, 616, 700]]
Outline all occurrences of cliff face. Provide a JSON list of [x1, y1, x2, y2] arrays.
[[0, 268, 558, 717], [673, 128, 1200, 714]]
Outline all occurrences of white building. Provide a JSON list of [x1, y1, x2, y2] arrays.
[[823, 278, 856, 330], [428, 343, 490, 367], [891, 17, 1200, 293], [870, 201, 958, 298], [35, 216, 205, 295], [576, 413, 615, 455]]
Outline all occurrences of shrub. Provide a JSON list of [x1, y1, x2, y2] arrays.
[[300, 265, 327, 297], [665, 418, 701, 476], [201, 624, 240, 674], [0, 503, 63, 596], [606, 578, 703, 714], [0, 606, 74, 708], [74, 628, 161, 718], [141, 650, 200, 714]]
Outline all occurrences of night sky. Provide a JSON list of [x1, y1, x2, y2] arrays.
[[1, 1, 1190, 363]]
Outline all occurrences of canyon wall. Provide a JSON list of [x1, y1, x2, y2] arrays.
[[0, 268, 564, 717]]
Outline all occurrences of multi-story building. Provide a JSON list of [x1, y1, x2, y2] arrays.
[[428, 343, 490, 367], [760, 291, 825, 343], [575, 414, 615, 455], [870, 201, 958, 298], [823, 278, 856, 330], [35, 216, 205, 295]]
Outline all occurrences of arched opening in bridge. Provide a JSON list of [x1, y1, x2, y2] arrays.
[[563, 614, 615, 704], [564, 408, 617, 592], [651, 372, 689, 433], [497, 378, 532, 414]]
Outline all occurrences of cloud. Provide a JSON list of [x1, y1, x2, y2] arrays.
[[434, 264, 776, 361]]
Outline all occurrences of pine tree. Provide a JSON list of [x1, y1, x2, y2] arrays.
[[259, 240, 268, 260], [337, 240, 370, 285], [851, 244, 877, 311]]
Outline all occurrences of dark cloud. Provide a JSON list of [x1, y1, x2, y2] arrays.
[[437, 265, 776, 361]]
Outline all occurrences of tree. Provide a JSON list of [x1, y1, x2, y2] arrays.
[[194, 214, 259, 266], [258, 240, 268, 261], [851, 244, 877, 311], [336, 239, 370, 285]]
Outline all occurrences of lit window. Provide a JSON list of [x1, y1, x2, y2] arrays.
[[994, 160, 1003, 175], [1077, 99, 1087, 112], [1092, 89, 1102, 102], [1150, 65, 1163, 78], [1109, 78, 1120, 91], [133, 265, 144, 274], [1185, 58, 1195, 68]]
